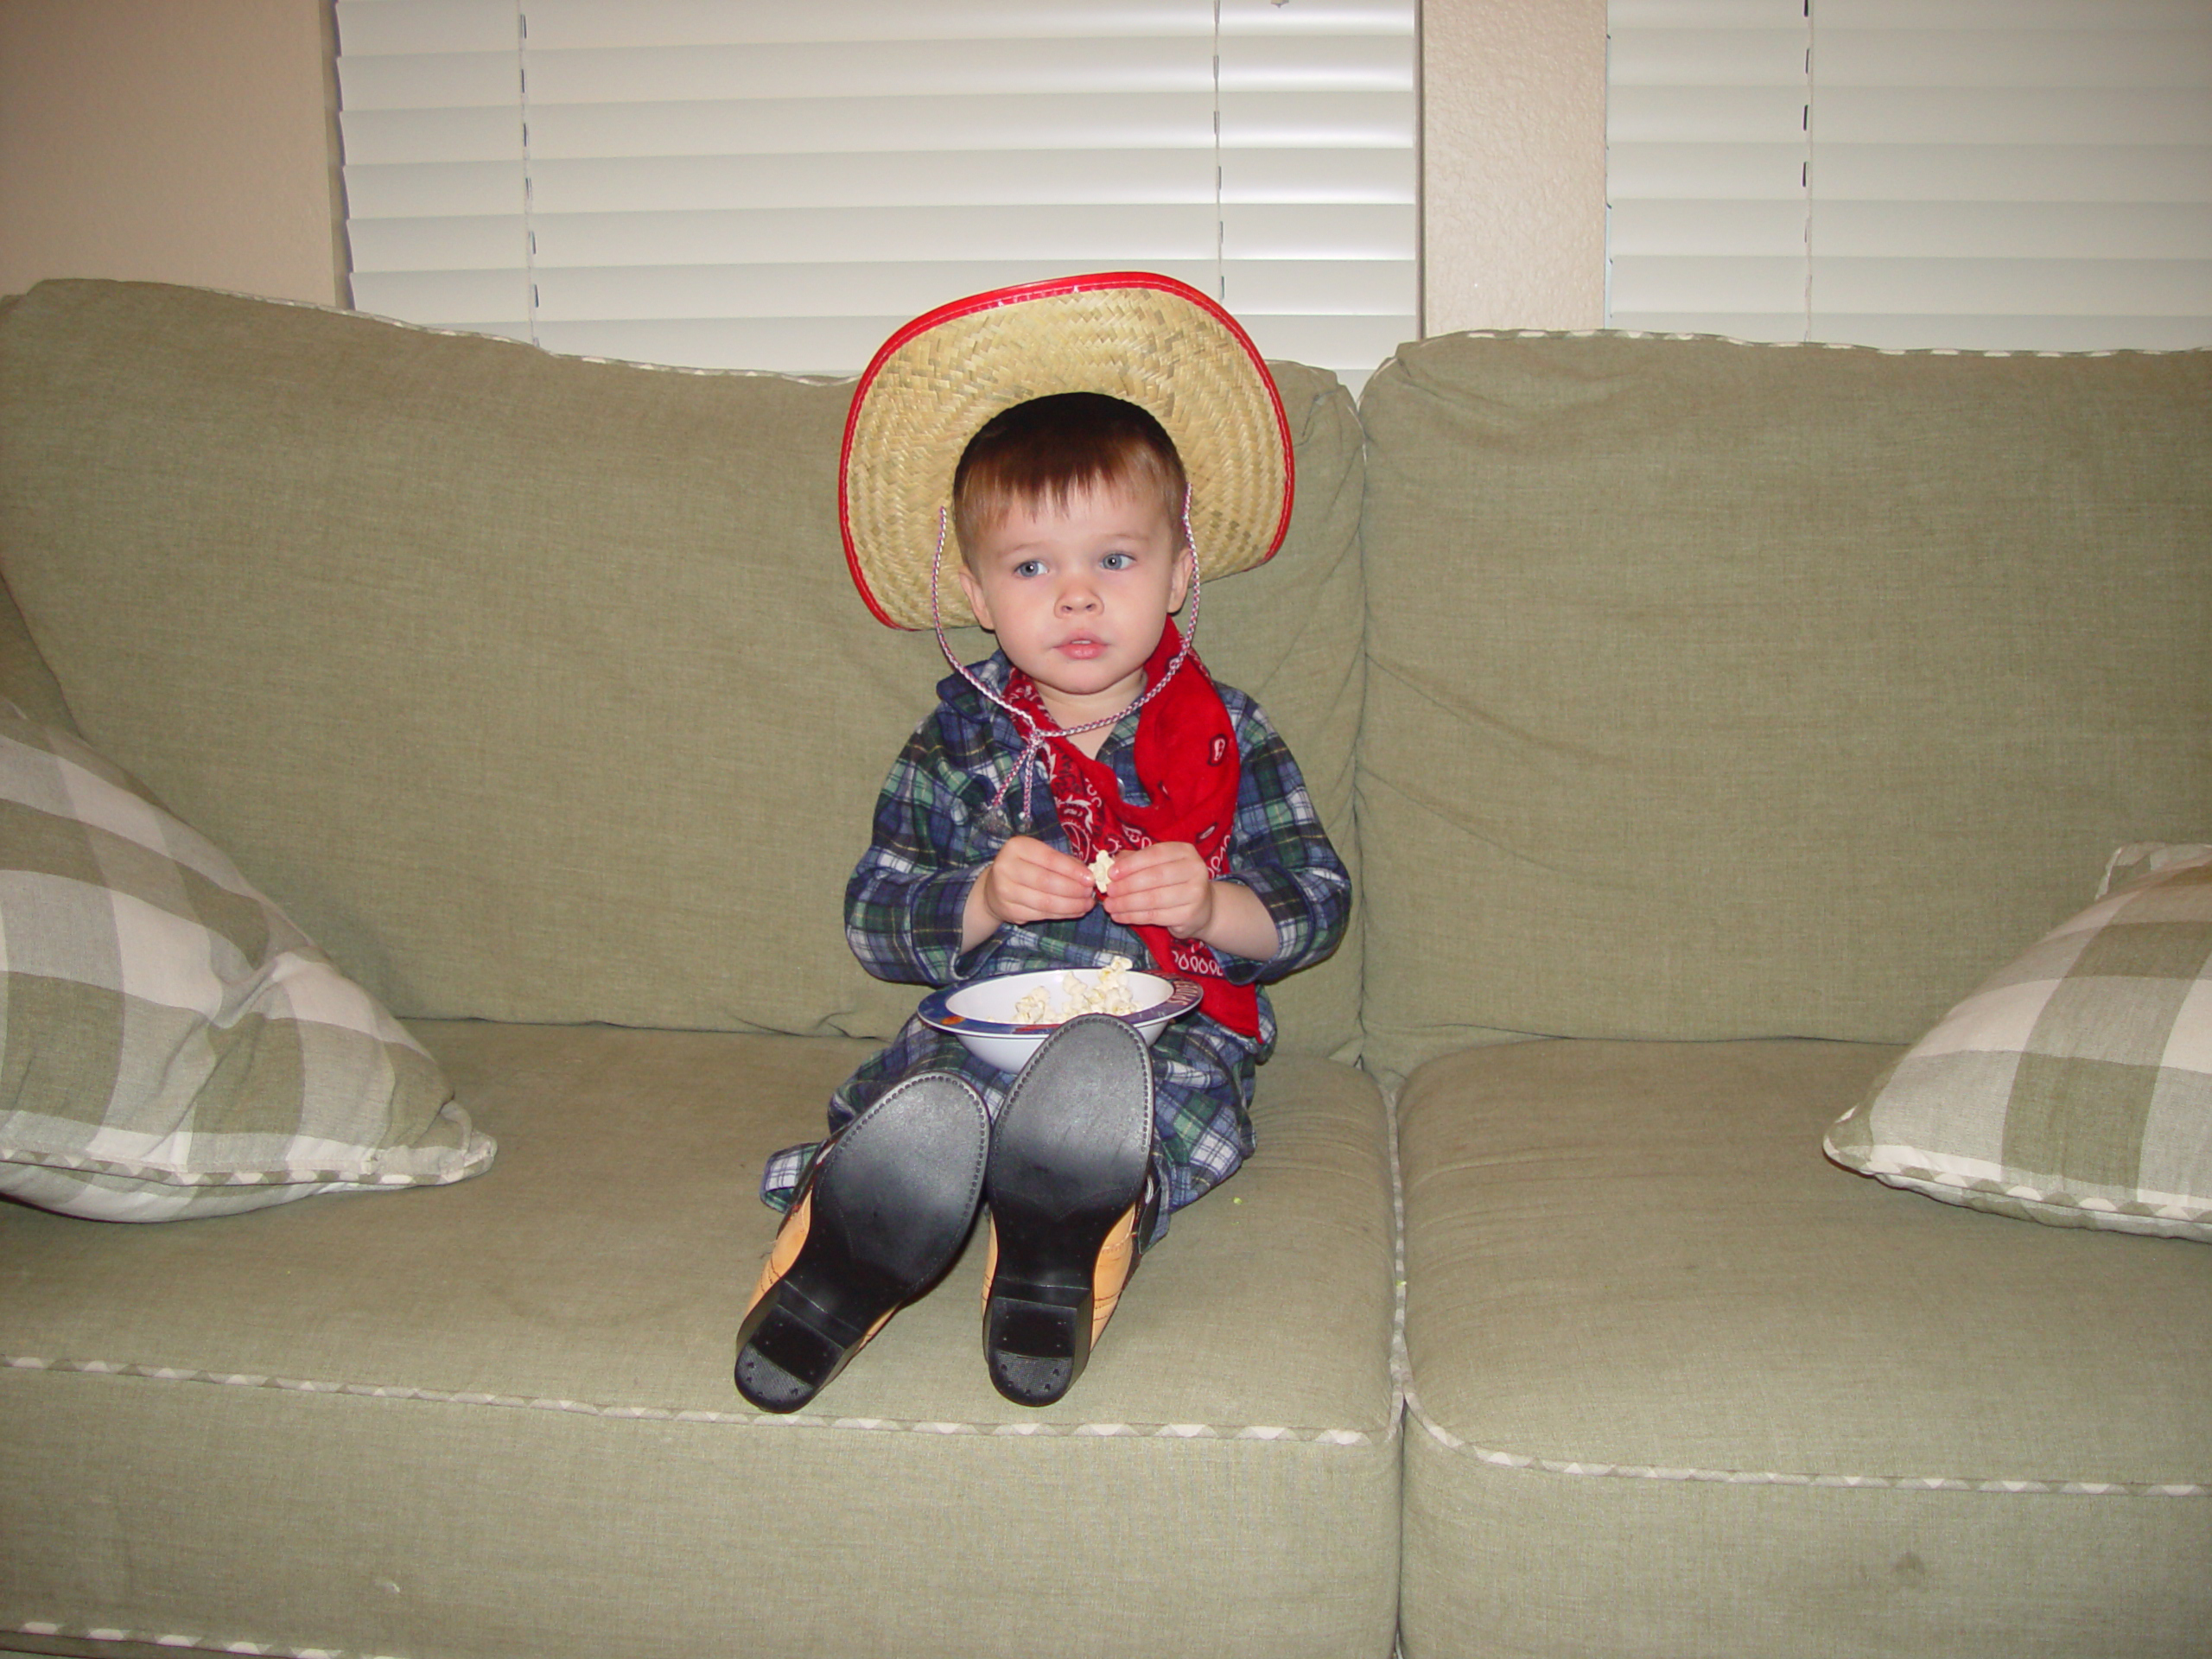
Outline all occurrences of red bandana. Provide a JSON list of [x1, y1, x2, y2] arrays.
[[1003, 622, 1261, 1039]]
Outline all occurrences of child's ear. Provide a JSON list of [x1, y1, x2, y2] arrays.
[[955, 563, 995, 631], [1167, 546, 1192, 613]]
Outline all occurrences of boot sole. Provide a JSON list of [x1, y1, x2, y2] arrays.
[[736, 1074, 988, 1412], [982, 1015, 1154, 1405]]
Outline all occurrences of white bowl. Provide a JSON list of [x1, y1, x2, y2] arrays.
[[917, 967, 1203, 1073]]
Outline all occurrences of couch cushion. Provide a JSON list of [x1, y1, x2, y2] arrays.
[[0, 702, 489, 1220], [0, 577, 69, 735], [0, 1025, 1398, 1658], [0, 280, 1363, 1059], [1357, 331, 2212, 1086], [1829, 847, 2212, 1240], [1396, 1038, 2212, 1658]]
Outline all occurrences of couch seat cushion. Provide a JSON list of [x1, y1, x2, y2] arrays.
[[1, 1025, 1397, 1659], [1397, 1038, 2212, 1659]]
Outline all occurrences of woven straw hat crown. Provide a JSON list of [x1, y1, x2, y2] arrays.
[[840, 272, 1294, 629]]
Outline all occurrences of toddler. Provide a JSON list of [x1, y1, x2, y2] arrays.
[[737, 275, 1349, 1413]]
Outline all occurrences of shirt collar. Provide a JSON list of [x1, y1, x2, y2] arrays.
[[938, 650, 1140, 760]]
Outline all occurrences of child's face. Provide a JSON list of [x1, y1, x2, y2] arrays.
[[956, 480, 1190, 721]]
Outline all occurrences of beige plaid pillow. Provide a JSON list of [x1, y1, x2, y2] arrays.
[[1827, 847, 2212, 1241], [0, 703, 492, 1221]]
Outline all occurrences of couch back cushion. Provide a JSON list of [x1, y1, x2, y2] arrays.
[[1357, 331, 2210, 1088], [0, 280, 1363, 1056]]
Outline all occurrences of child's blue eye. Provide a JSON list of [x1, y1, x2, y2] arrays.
[[1013, 559, 1045, 578], [1100, 552, 1134, 570]]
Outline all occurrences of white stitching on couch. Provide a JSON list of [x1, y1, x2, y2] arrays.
[[1457, 328, 2212, 359], [13, 1618, 392, 1659], [1402, 1390, 2207, 1497], [3, 1354, 1394, 1446], [1382, 1073, 1413, 1420]]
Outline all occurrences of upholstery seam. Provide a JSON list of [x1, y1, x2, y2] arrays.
[[1455, 327, 2211, 360], [9, 1618, 387, 1659], [1382, 1072, 1411, 1422], [2, 1354, 1394, 1446], [1825, 1135, 2212, 1234], [1402, 1390, 2208, 1497], [1381, 1060, 1414, 1659]]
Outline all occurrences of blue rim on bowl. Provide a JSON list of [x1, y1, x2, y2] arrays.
[[917, 970, 1205, 1038]]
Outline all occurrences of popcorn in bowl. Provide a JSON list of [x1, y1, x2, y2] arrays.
[[918, 959, 1205, 1072], [1010, 955, 1137, 1024]]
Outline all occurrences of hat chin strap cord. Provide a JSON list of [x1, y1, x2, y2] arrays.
[[930, 490, 1205, 830]]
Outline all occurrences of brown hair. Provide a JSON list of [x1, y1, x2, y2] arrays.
[[951, 393, 1187, 564]]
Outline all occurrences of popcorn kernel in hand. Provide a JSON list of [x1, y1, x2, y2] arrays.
[[1089, 851, 1115, 893]]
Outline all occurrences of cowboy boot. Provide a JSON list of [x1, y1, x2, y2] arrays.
[[735, 1071, 988, 1413], [980, 1014, 1158, 1406]]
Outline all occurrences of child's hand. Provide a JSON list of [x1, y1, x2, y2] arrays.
[[1100, 842, 1216, 938], [978, 836, 1100, 929]]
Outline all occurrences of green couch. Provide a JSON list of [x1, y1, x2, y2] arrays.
[[1, 280, 2204, 1658]]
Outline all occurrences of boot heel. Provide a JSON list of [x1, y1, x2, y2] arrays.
[[983, 1281, 1088, 1402], [735, 1294, 867, 1412]]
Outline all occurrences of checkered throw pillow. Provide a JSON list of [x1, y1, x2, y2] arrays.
[[0, 703, 493, 1221], [1827, 847, 2212, 1241]]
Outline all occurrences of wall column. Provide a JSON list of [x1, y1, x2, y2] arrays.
[[1422, 0, 1609, 334], [0, 0, 344, 306]]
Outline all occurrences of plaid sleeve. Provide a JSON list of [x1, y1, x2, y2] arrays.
[[1213, 693, 1351, 983], [842, 712, 996, 986]]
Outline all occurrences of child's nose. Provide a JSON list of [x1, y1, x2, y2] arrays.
[[1056, 581, 1101, 613]]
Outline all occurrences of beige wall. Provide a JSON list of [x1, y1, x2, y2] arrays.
[[0, 0, 343, 306], [0, 0, 1605, 331]]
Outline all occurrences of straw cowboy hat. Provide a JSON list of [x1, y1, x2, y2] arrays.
[[838, 271, 1295, 630]]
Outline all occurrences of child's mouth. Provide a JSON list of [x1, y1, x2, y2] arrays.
[[1058, 637, 1106, 660]]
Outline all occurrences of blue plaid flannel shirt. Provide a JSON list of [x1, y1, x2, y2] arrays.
[[760, 649, 1350, 1240]]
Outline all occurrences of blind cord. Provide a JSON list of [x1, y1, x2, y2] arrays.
[[517, 3, 540, 349]]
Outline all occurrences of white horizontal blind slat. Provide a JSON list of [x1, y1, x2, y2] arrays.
[[501, 0, 1408, 49], [344, 149, 1417, 219], [1605, 0, 2212, 349], [1606, 0, 1813, 339], [1807, 2, 2212, 347], [370, 257, 1416, 321], [336, 0, 1415, 385], [1818, 145, 2211, 201]]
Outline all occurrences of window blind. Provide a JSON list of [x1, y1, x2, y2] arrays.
[[1606, 0, 2212, 349], [336, 1, 1417, 386]]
